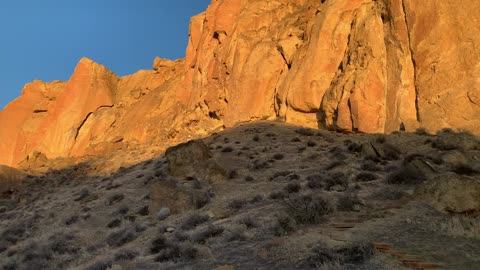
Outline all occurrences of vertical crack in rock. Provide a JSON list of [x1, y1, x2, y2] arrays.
[[333, 17, 356, 131], [276, 45, 291, 70], [401, 0, 421, 122]]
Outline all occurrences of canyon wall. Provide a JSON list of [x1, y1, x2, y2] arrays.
[[0, 0, 479, 167]]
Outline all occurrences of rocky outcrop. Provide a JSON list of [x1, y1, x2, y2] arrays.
[[0, 0, 479, 167], [0, 80, 66, 166], [181, 0, 479, 133], [416, 173, 480, 214], [0, 58, 119, 165], [165, 140, 226, 183], [0, 165, 26, 196]]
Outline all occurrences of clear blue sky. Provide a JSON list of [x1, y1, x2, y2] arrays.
[[0, 0, 211, 110]]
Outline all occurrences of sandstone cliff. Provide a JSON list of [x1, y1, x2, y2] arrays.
[[182, 0, 480, 133], [0, 0, 479, 167]]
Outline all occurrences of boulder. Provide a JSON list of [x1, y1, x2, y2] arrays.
[[415, 173, 480, 214], [165, 139, 226, 182], [0, 165, 26, 197], [153, 57, 175, 71]]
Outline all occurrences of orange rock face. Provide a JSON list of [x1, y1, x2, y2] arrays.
[[182, 0, 480, 133], [0, 0, 479, 167]]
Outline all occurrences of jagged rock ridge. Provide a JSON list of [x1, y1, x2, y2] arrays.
[[0, 0, 479, 167]]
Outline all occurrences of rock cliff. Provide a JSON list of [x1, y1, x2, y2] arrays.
[[0, 0, 479, 167]]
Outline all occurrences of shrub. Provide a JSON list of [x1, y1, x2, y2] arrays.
[[288, 173, 300, 181], [273, 153, 284, 160], [2, 261, 16, 270], [64, 215, 79, 226], [74, 189, 90, 201], [252, 135, 260, 141], [337, 194, 361, 212], [136, 205, 149, 216], [83, 258, 113, 270], [295, 128, 315, 136], [329, 146, 344, 154], [307, 174, 324, 189], [306, 245, 340, 268], [228, 199, 248, 210], [285, 195, 333, 224], [191, 179, 202, 189], [305, 243, 374, 268], [337, 244, 374, 264], [221, 147, 233, 153], [154, 242, 198, 262], [244, 176, 254, 182], [270, 170, 291, 181], [192, 192, 211, 209], [415, 128, 429, 135], [371, 186, 406, 200], [114, 249, 139, 261], [174, 231, 190, 243], [452, 164, 479, 176], [178, 243, 198, 260], [116, 206, 129, 215], [291, 137, 301, 142], [107, 219, 122, 228], [154, 170, 165, 178], [48, 232, 79, 255], [355, 172, 377, 182], [325, 161, 345, 171], [181, 213, 209, 230], [325, 172, 348, 190], [250, 195, 264, 203], [252, 160, 270, 170], [151, 235, 169, 254], [307, 140, 317, 147], [228, 169, 238, 179], [269, 190, 287, 200], [361, 160, 381, 172], [376, 135, 387, 144], [347, 142, 362, 153], [0, 220, 32, 251], [238, 216, 258, 229], [284, 183, 301, 193], [106, 227, 137, 247], [383, 143, 401, 160], [431, 139, 460, 151], [273, 213, 297, 236], [387, 166, 426, 185], [107, 193, 124, 205], [190, 225, 224, 244], [224, 227, 247, 242], [21, 242, 53, 268]]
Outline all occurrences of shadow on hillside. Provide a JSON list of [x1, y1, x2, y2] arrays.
[[1, 121, 480, 270]]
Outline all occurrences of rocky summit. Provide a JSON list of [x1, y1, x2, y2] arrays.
[[0, 0, 480, 270]]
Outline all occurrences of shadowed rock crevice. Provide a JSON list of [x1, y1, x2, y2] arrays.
[[73, 105, 114, 141], [400, 0, 420, 123]]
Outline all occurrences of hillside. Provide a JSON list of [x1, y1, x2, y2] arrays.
[[1, 122, 479, 269]]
